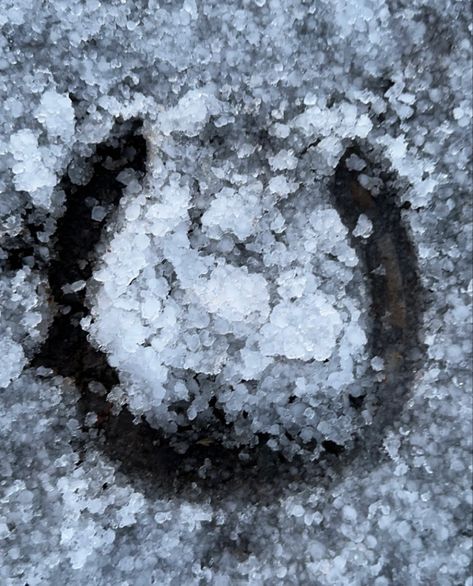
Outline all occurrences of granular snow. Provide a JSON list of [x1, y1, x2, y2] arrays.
[[0, 0, 471, 585]]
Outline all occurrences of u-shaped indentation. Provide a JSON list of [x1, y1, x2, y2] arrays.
[[32, 117, 424, 500]]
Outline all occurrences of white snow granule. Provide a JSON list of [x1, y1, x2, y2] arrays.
[[353, 214, 373, 239], [0, 336, 25, 388], [9, 129, 57, 207], [35, 90, 75, 142]]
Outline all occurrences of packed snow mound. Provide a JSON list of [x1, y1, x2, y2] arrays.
[[83, 121, 370, 456]]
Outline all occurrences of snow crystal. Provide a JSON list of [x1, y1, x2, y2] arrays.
[[201, 186, 262, 240], [353, 214, 373, 239], [91, 205, 107, 222], [9, 129, 56, 207], [259, 295, 343, 362], [35, 90, 75, 142], [371, 356, 385, 372], [157, 88, 223, 137], [0, 336, 25, 388]]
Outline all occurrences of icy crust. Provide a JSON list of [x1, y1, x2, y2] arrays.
[[84, 122, 370, 456]]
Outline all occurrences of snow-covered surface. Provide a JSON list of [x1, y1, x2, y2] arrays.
[[0, 0, 472, 584]]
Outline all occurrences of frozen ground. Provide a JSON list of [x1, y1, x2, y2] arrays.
[[0, 0, 472, 584]]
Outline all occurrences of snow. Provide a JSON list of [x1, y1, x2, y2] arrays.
[[0, 0, 471, 584], [83, 123, 371, 454], [259, 295, 343, 362], [353, 214, 373, 239], [9, 129, 57, 207], [157, 88, 223, 137], [193, 264, 270, 323], [0, 335, 25, 388], [201, 186, 262, 240], [35, 90, 75, 142]]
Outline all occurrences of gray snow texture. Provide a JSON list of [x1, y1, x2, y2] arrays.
[[0, 0, 471, 584]]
